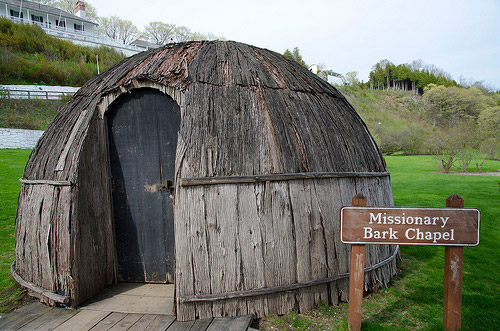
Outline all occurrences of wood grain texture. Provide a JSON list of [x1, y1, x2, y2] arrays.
[[15, 41, 396, 319], [174, 177, 397, 320]]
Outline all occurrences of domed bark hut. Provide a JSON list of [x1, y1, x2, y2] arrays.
[[14, 41, 398, 321]]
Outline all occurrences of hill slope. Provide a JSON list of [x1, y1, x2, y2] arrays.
[[0, 18, 125, 86]]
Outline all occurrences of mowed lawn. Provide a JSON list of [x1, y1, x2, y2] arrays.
[[0, 149, 32, 312], [1, 151, 499, 330]]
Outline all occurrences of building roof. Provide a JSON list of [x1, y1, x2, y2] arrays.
[[24, 40, 386, 181], [1, 0, 98, 25]]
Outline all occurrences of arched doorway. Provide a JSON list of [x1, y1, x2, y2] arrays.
[[107, 88, 180, 283]]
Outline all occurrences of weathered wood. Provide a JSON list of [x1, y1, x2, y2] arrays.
[[90, 312, 127, 331], [206, 315, 253, 331], [187, 318, 213, 331], [17, 308, 78, 331], [19, 178, 72, 186], [180, 172, 390, 186], [106, 313, 143, 330], [178, 245, 399, 302], [145, 315, 176, 331], [176, 177, 397, 320], [10, 262, 69, 303], [53, 310, 111, 331], [71, 114, 115, 306], [0, 302, 51, 330], [341, 206, 479, 246], [348, 244, 366, 331], [443, 246, 463, 331], [16, 40, 396, 320], [14, 184, 73, 304], [125, 314, 158, 331], [348, 194, 367, 331], [108, 88, 178, 283], [443, 194, 465, 331], [166, 319, 196, 331]]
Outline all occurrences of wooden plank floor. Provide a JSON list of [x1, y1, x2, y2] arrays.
[[0, 283, 255, 330], [79, 283, 175, 315], [0, 304, 254, 330]]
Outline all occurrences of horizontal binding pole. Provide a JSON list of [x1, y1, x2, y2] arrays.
[[11, 261, 69, 304], [19, 178, 73, 186], [179, 246, 399, 303], [180, 171, 390, 187]]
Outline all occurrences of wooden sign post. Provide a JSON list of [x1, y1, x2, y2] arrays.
[[443, 194, 464, 330], [347, 193, 367, 331], [341, 194, 480, 331]]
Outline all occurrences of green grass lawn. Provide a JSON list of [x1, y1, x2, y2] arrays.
[[1, 151, 499, 329], [261, 155, 500, 330], [0, 149, 32, 312]]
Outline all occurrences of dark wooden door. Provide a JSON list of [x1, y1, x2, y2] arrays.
[[107, 88, 180, 283]]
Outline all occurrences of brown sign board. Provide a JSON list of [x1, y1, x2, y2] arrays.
[[341, 207, 480, 246]]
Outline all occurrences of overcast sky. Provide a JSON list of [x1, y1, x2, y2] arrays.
[[86, 0, 500, 89]]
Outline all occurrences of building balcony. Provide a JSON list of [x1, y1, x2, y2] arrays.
[[0, 13, 148, 56], [1, 14, 94, 36]]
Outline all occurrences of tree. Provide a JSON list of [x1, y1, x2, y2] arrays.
[[423, 84, 491, 128], [142, 21, 176, 44], [478, 106, 500, 140], [172, 26, 191, 42], [369, 59, 458, 93], [117, 19, 139, 44], [98, 16, 139, 44], [345, 71, 360, 85], [97, 16, 120, 40], [283, 47, 307, 67]]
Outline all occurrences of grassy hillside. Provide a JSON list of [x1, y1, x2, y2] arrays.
[[339, 85, 500, 161], [340, 86, 435, 155], [0, 18, 125, 86], [0, 97, 64, 130]]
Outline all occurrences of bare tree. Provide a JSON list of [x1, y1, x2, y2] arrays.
[[118, 19, 139, 44], [172, 26, 192, 42], [98, 16, 139, 44], [98, 16, 120, 40], [142, 22, 176, 44]]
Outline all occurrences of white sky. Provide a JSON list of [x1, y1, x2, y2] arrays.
[[86, 0, 500, 89]]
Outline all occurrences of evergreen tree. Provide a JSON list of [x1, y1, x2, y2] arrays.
[[283, 47, 307, 68]]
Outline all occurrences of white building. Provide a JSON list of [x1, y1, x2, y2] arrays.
[[0, 0, 158, 56]]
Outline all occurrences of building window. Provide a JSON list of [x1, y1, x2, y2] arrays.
[[56, 20, 65, 28], [31, 15, 44, 23], [10, 10, 23, 18], [74, 23, 83, 31]]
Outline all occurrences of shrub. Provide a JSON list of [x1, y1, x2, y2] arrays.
[[377, 125, 425, 155], [435, 151, 456, 173]]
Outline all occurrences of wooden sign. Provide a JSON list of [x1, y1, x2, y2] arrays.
[[341, 207, 480, 246], [344, 194, 480, 331]]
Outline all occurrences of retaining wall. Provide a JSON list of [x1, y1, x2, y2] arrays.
[[0, 128, 44, 149]]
